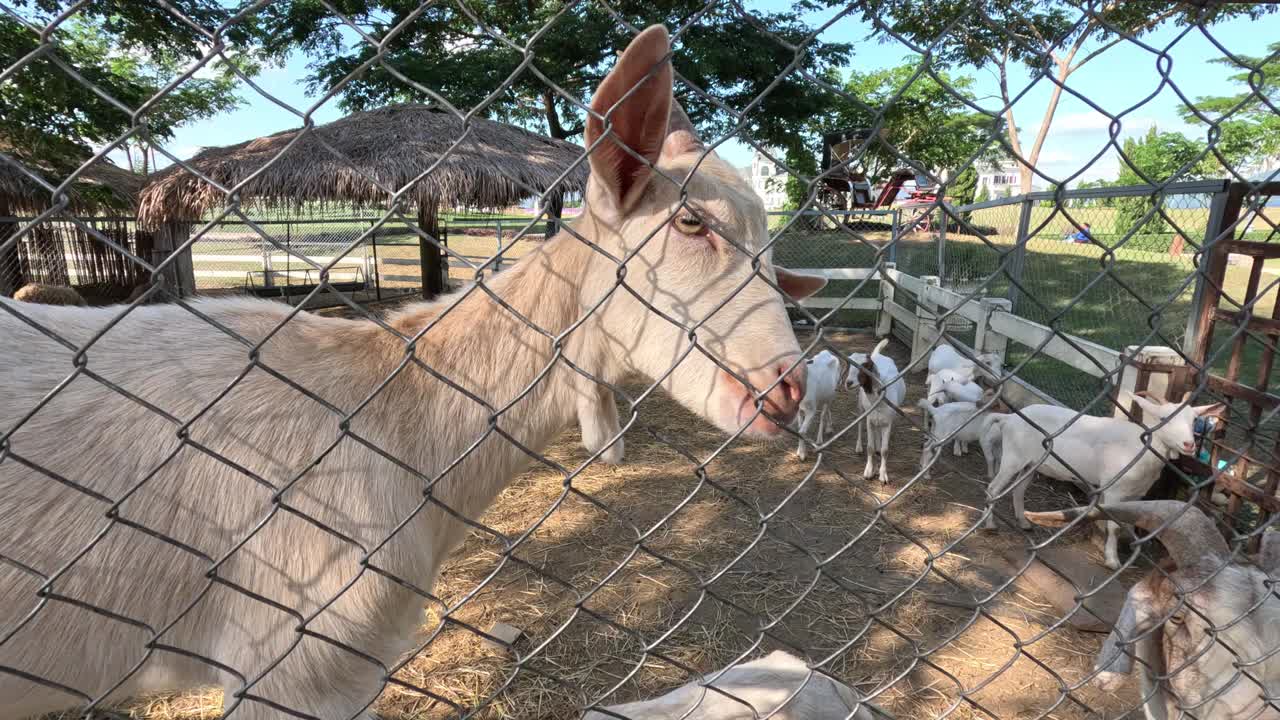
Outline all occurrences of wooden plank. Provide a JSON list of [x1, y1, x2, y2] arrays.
[[886, 300, 915, 326], [1219, 240, 1280, 259], [988, 311, 1123, 377], [788, 267, 883, 280], [794, 297, 880, 310], [1206, 375, 1280, 411], [921, 283, 987, 324], [1218, 472, 1280, 514], [1212, 308, 1280, 335], [894, 272, 926, 296]]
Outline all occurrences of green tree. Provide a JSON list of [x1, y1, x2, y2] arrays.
[[949, 166, 979, 207], [844, 1, 1275, 192], [1, 3, 259, 180], [833, 65, 1000, 186], [974, 183, 991, 204], [1113, 126, 1208, 236], [1181, 41, 1280, 176], [259, 2, 851, 151]]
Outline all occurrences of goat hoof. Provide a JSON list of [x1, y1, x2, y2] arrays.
[[1095, 671, 1125, 692]]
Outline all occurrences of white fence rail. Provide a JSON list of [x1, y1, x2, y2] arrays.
[[793, 265, 1183, 411]]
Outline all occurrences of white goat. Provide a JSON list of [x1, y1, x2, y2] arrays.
[[855, 339, 905, 484], [1028, 501, 1280, 720], [842, 351, 867, 452], [917, 397, 1004, 479], [925, 342, 1000, 386], [578, 381, 625, 464], [582, 650, 880, 720], [0, 26, 827, 720], [926, 372, 983, 407], [983, 392, 1226, 569], [794, 350, 842, 461]]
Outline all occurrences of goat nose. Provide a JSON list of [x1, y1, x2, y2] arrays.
[[771, 359, 805, 419]]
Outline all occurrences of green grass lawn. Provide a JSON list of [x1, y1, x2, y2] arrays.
[[771, 221, 1277, 417]]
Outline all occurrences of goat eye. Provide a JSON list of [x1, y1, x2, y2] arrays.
[[673, 214, 707, 236], [1168, 613, 1185, 625]]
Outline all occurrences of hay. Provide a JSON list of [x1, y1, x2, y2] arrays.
[[136, 104, 589, 228]]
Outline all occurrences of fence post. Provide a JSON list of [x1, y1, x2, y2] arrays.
[[936, 209, 946, 282], [262, 235, 274, 289], [876, 262, 896, 338], [1182, 181, 1243, 364], [910, 275, 940, 367], [495, 220, 503, 272], [1112, 346, 1187, 418], [370, 221, 381, 302], [1007, 197, 1033, 313], [974, 297, 1012, 380]]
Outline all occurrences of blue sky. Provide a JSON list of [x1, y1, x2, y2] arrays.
[[136, 4, 1279, 186]]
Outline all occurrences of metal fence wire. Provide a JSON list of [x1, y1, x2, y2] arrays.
[[1, 2, 1279, 720]]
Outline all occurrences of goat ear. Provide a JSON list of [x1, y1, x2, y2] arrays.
[[1193, 403, 1228, 420], [585, 25, 673, 216], [661, 100, 705, 158], [776, 268, 827, 300], [1127, 392, 1165, 421]]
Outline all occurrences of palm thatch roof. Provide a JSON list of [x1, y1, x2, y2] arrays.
[[137, 104, 589, 227], [0, 137, 145, 215]]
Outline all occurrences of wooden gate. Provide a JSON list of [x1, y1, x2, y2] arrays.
[[1183, 180, 1280, 544]]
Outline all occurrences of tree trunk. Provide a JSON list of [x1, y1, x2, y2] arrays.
[[418, 203, 445, 299], [1021, 62, 1072, 193], [543, 90, 568, 141]]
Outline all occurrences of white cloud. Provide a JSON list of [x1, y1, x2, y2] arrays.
[[1048, 111, 1156, 136]]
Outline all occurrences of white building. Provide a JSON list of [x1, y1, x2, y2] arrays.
[[975, 160, 1027, 198], [749, 149, 789, 210]]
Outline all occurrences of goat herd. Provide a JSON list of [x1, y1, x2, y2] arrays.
[[0, 22, 1271, 720]]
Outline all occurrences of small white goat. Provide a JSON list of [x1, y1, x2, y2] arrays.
[[926, 373, 983, 408], [794, 350, 842, 461], [917, 396, 1004, 479], [855, 339, 905, 484], [983, 392, 1226, 569], [582, 650, 880, 720], [925, 342, 1000, 386], [1027, 501, 1280, 720]]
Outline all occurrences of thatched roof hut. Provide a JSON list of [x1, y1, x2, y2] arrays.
[[137, 103, 589, 227], [0, 139, 145, 215]]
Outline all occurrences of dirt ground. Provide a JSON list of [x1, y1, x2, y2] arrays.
[[120, 330, 1155, 720]]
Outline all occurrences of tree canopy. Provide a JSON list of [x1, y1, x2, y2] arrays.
[[1181, 40, 1280, 177], [255, 1, 852, 150], [0, 2, 255, 179], [840, 0, 1276, 192]]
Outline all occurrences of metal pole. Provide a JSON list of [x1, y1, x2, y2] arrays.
[[1007, 198, 1033, 313], [496, 220, 503, 272], [370, 220, 381, 302], [936, 207, 947, 283]]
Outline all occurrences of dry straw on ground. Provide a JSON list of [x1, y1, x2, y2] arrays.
[[100, 328, 1144, 720]]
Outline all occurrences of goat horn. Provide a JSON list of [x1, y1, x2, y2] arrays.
[[1094, 597, 1138, 688], [870, 338, 889, 357], [1025, 500, 1227, 568]]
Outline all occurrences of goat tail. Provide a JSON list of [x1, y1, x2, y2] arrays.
[[870, 338, 889, 358]]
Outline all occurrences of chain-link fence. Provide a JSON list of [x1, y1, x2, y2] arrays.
[[2, 2, 1280, 720]]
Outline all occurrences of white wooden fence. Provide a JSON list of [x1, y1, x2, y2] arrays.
[[791, 265, 1185, 410]]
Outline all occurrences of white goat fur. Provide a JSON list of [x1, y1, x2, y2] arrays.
[[0, 27, 826, 720], [918, 400, 1002, 479], [1027, 502, 1280, 720], [582, 651, 878, 720], [984, 393, 1226, 569], [856, 339, 905, 484], [794, 350, 841, 461]]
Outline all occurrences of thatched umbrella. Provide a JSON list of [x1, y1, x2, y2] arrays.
[[0, 138, 147, 296], [138, 104, 589, 298]]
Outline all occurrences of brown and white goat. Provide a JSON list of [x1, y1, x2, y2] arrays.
[[0, 26, 824, 720], [1028, 501, 1280, 720]]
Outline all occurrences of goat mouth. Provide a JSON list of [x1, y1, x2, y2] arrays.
[[722, 388, 792, 438]]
